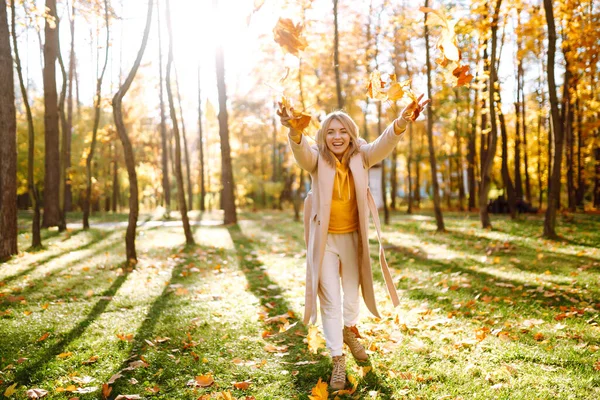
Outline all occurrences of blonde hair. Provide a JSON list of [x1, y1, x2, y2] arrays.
[[316, 111, 360, 167]]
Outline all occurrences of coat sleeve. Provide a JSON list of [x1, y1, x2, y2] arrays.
[[289, 134, 318, 173], [360, 122, 405, 169]]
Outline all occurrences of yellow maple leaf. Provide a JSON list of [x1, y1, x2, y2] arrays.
[[308, 378, 329, 400], [4, 383, 18, 397], [279, 96, 312, 132], [273, 18, 308, 57], [307, 325, 325, 354], [366, 70, 387, 100]]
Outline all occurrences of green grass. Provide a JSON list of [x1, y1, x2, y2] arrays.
[[1, 210, 599, 399]]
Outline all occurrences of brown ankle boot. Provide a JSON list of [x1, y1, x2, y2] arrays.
[[343, 325, 368, 361], [330, 354, 346, 390]]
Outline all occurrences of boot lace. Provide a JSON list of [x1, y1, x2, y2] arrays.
[[331, 356, 346, 383]]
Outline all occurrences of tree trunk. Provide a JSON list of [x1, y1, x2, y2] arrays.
[[415, 132, 422, 207], [57, 19, 68, 231], [514, 100, 523, 200], [197, 65, 205, 212], [83, 0, 110, 230], [391, 148, 398, 210], [157, 1, 171, 213], [406, 122, 414, 214], [11, 0, 41, 249], [479, 0, 502, 229], [0, 0, 18, 260], [563, 65, 575, 212], [166, 0, 194, 245], [333, 0, 343, 109], [424, 0, 445, 231], [594, 146, 600, 208], [575, 98, 584, 209], [497, 90, 517, 219], [174, 66, 193, 211], [112, 0, 154, 263], [542, 0, 565, 238], [112, 154, 119, 213], [65, 2, 75, 213], [42, 0, 61, 228], [467, 83, 477, 210], [214, 1, 236, 225], [377, 102, 390, 225]]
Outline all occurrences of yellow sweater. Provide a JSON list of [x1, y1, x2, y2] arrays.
[[328, 158, 359, 233]]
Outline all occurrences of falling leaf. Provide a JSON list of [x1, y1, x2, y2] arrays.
[[453, 65, 473, 86], [278, 96, 311, 132], [307, 325, 325, 354], [308, 378, 329, 400], [366, 71, 387, 101], [26, 388, 48, 399], [4, 383, 18, 397], [273, 18, 308, 56], [419, 7, 460, 63]]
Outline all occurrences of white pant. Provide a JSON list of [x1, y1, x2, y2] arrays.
[[318, 231, 360, 356]]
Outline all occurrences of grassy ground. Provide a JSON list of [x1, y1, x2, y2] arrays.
[[1, 209, 599, 399]]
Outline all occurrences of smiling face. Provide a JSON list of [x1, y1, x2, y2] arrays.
[[325, 118, 351, 159]]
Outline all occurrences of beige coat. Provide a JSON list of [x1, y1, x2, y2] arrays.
[[289, 122, 403, 324]]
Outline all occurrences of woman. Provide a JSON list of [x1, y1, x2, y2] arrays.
[[279, 95, 430, 390]]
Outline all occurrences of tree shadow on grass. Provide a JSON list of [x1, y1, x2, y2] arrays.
[[12, 264, 132, 385], [0, 229, 109, 286]]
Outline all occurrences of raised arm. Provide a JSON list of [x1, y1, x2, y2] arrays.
[[289, 133, 318, 173], [361, 93, 431, 168], [360, 120, 406, 169]]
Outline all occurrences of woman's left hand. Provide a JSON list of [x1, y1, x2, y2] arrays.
[[400, 93, 431, 122]]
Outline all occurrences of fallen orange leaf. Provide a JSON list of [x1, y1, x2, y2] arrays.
[[308, 378, 329, 400]]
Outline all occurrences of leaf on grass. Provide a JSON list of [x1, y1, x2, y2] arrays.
[[264, 343, 289, 353], [114, 396, 141, 400], [145, 385, 159, 394], [533, 332, 545, 341], [82, 355, 99, 365], [4, 383, 18, 397], [107, 373, 122, 385], [307, 325, 325, 354], [102, 383, 112, 400], [190, 374, 214, 388], [26, 389, 48, 399], [116, 333, 134, 342], [233, 380, 251, 390], [308, 378, 328, 400], [75, 387, 98, 394], [273, 18, 308, 56], [37, 332, 50, 342], [57, 352, 73, 359]]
